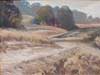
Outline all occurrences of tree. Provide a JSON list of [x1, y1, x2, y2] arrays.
[[31, 3, 41, 16], [73, 10, 88, 24], [88, 16, 93, 24], [15, 0, 32, 15], [34, 5, 78, 30], [57, 6, 78, 30], [0, 0, 22, 28], [34, 5, 55, 25]]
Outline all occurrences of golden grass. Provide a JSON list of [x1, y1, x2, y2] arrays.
[[63, 49, 100, 75], [0, 29, 49, 44], [18, 48, 100, 75], [0, 29, 50, 52], [0, 28, 61, 52], [0, 25, 66, 42]]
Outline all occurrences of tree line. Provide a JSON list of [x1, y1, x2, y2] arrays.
[[33, 5, 78, 30]]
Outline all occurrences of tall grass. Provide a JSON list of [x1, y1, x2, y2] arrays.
[[0, 29, 50, 44]]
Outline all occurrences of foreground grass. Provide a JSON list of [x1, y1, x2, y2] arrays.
[[17, 48, 100, 75]]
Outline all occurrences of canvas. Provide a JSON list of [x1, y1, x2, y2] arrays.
[[1, 0, 100, 75]]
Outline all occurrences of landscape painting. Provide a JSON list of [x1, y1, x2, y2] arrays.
[[1, 0, 100, 75]]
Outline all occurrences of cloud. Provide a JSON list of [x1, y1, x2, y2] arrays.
[[82, 1, 100, 17]]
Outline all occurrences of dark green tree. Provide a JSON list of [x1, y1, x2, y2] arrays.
[[57, 6, 78, 30], [0, 0, 22, 28]]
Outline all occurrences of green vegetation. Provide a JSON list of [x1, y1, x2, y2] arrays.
[[57, 6, 78, 30], [34, 5, 55, 25], [34, 5, 78, 30]]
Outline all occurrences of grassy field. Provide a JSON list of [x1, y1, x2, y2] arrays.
[[0, 25, 66, 42], [0, 29, 49, 43], [1, 25, 100, 75], [0, 26, 66, 52]]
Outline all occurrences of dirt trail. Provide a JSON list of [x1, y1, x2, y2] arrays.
[[1, 39, 100, 75], [1, 41, 100, 64], [1, 48, 63, 64], [1, 41, 77, 75]]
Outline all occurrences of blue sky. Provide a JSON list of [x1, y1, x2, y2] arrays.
[[27, 0, 100, 17]]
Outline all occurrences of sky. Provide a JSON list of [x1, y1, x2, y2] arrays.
[[27, 0, 100, 18]]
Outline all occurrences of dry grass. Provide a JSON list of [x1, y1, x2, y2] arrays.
[[95, 36, 100, 48], [0, 28, 62, 52], [77, 24, 100, 28], [0, 25, 66, 42], [0, 28, 55, 52], [63, 49, 100, 75], [16, 48, 100, 75], [32, 25, 66, 32], [0, 29, 49, 43]]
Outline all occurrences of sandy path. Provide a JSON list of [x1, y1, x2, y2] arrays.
[[1, 43, 76, 75], [1, 41, 100, 75], [0, 45, 75, 64], [1, 41, 100, 65]]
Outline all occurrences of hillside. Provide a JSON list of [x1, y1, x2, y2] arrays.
[[1, 26, 100, 75]]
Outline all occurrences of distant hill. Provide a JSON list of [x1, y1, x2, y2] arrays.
[[73, 10, 100, 24], [73, 10, 88, 24]]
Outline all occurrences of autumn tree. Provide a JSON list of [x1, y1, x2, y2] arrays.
[[34, 5, 55, 25]]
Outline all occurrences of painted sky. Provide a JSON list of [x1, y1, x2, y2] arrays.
[[27, 0, 100, 17]]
